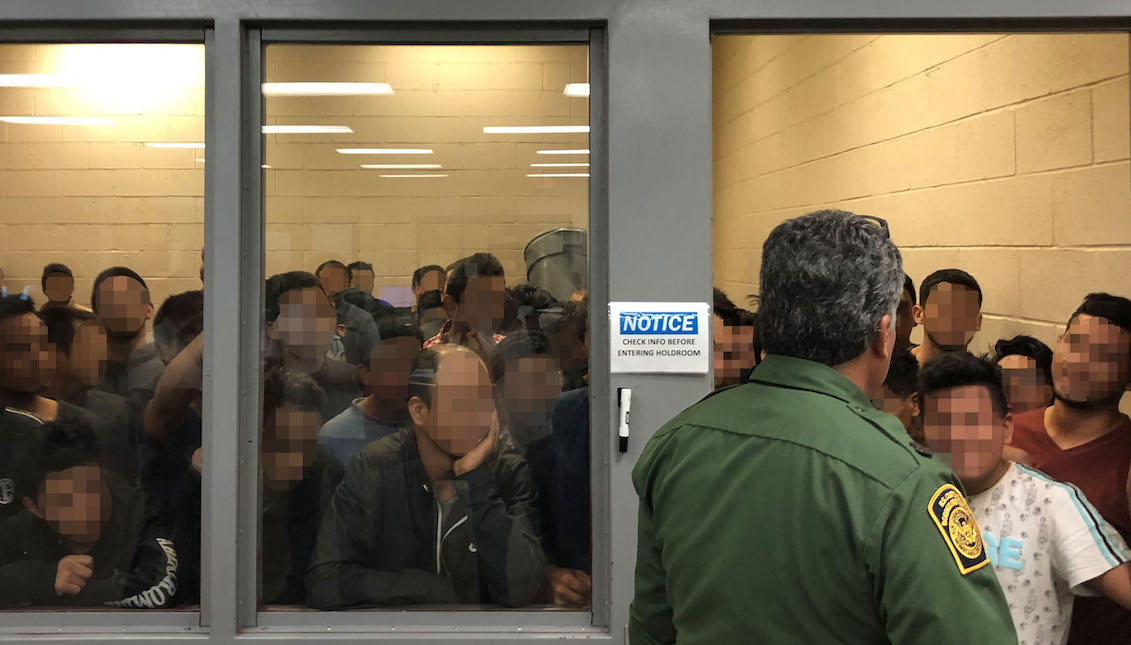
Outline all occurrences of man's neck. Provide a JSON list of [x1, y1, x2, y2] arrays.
[[913, 337, 942, 364], [108, 331, 145, 361], [1046, 400, 1125, 449], [46, 373, 83, 403], [360, 396, 403, 425], [284, 350, 327, 376], [963, 459, 1012, 496], [1, 392, 56, 419], [835, 358, 881, 401]]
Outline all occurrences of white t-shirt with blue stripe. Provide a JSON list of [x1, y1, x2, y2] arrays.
[[967, 462, 1131, 645]]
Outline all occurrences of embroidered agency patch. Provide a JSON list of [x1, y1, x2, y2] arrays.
[[928, 484, 989, 575]]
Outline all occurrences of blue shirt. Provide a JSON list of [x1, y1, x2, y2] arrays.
[[317, 398, 401, 468]]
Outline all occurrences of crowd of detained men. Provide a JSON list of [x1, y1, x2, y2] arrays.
[[2, 250, 1131, 640]]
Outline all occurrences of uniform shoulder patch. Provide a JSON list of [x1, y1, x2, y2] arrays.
[[928, 484, 989, 575]]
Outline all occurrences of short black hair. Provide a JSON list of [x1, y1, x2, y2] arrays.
[[919, 269, 982, 307], [444, 259, 465, 274], [91, 266, 148, 312], [416, 289, 444, 314], [991, 335, 1054, 386], [412, 265, 445, 287], [265, 271, 320, 323], [315, 260, 347, 278], [507, 283, 560, 330], [262, 366, 326, 417], [902, 274, 916, 303], [488, 330, 553, 385], [445, 252, 504, 304], [376, 315, 424, 344], [713, 288, 738, 322], [885, 345, 920, 397], [41, 263, 73, 291], [39, 306, 96, 356], [919, 353, 1008, 419], [153, 290, 204, 353], [0, 292, 36, 321], [1068, 292, 1131, 337], [346, 261, 373, 281], [13, 417, 99, 502], [542, 298, 588, 343]]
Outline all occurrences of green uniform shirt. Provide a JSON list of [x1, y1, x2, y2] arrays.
[[630, 354, 1017, 645]]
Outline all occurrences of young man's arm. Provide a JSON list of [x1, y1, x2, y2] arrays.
[[0, 517, 60, 607], [459, 454, 547, 608], [1094, 563, 1131, 608], [305, 457, 454, 609], [1048, 478, 1131, 608], [144, 333, 202, 446]]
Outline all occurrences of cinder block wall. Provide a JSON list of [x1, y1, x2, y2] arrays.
[[0, 44, 205, 310], [713, 34, 1131, 354], [264, 44, 591, 304]]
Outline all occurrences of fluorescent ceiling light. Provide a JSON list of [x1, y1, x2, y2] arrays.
[[146, 142, 205, 149], [531, 162, 590, 168], [262, 125, 353, 134], [262, 164, 272, 169], [195, 158, 206, 163], [337, 148, 434, 155], [483, 125, 589, 134], [379, 174, 447, 178], [0, 116, 115, 126], [536, 149, 590, 155], [563, 83, 590, 97], [0, 74, 68, 88], [263, 82, 393, 96], [527, 173, 590, 178], [361, 164, 442, 170]]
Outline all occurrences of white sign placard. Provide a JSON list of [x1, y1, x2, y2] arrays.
[[609, 302, 711, 374]]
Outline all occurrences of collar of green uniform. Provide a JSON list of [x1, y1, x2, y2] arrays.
[[747, 354, 872, 408]]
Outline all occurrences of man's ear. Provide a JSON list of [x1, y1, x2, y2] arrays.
[[873, 313, 895, 358], [441, 294, 458, 317], [408, 395, 430, 427], [145, 302, 155, 321], [336, 323, 346, 338], [910, 392, 921, 418], [976, 312, 983, 332], [1003, 412, 1014, 445], [912, 304, 926, 326], [22, 496, 43, 520], [265, 320, 280, 342]]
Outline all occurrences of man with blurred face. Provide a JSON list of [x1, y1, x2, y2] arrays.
[[1008, 293, 1131, 645], [991, 335, 1055, 414], [426, 253, 506, 359], [871, 345, 922, 444], [921, 353, 1131, 645], [265, 271, 362, 422], [911, 269, 983, 365], [315, 260, 382, 367], [318, 317, 423, 468], [411, 265, 446, 312], [0, 419, 178, 608], [40, 263, 91, 313], [90, 267, 164, 415], [260, 367, 343, 606], [346, 262, 375, 295], [489, 331, 563, 452], [896, 273, 916, 348], [307, 344, 545, 609]]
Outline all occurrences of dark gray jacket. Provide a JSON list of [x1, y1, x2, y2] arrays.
[[306, 427, 545, 608]]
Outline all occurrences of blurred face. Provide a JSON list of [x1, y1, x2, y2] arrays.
[[998, 354, 1053, 414], [415, 351, 495, 458], [351, 269, 375, 293], [365, 336, 422, 406], [896, 289, 915, 347], [872, 386, 921, 439], [318, 266, 348, 297], [262, 405, 322, 492], [713, 316, 754, 389], [415, 270, 445, 297], [1053, 314, 1131, 406], [922, 385, 1010, 485], [459, 275, 506, 331], [71, 323, 109, 387], [95, 276, 152, 336], [35, 465, 108, 547], [919, 283, 981, 351], [500, 356, 563, 426], [0, 313, 51, 394], [548, 326, 586, 374], [268, 287, 336, 365], [44, 274, 74, 303]]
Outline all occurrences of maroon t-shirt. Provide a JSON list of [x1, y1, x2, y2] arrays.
[[1010, 406, 1131, 645]]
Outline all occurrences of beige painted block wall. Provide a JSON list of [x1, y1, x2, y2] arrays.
[[263, 44, 591, 303], [713, 34, 1131, 358], [0, 43, 205, 310]]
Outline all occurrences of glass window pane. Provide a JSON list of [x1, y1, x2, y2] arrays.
[[0, 43, 204, 610], [259, 43, 591, 612]]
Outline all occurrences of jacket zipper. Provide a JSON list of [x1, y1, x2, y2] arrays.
[[434, 499, 470, 574]]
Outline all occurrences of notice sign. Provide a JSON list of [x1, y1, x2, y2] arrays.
[[610, 302, 710, 374]]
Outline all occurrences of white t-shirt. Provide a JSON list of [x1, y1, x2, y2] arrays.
[[967, 462, 1131, 645]]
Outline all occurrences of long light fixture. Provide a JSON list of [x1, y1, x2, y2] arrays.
[[195, 158, 206, 163], [262, 125, 353, 134], [379, 174, 447, 178], [337, 148, 433, 155], [146, 142, 205, 149], [531, 162, 590, 168], [527, 173, 590, 178], [563, 83, 590, 97], [0, 74, 68, 87], [0, 116, 115, 126], [262, 82, 393, 96], [483, 125, 589, 134], [361, 164, 442, 170], [536, 148, 589, 155]]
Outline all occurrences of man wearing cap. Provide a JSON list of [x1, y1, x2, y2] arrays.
[[630, 210, 1016, 644]]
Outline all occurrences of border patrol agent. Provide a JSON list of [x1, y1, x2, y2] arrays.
[[630, 210, 1016, 644]]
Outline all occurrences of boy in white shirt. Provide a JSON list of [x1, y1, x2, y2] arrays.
[[919, 353, 1131, 645]]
